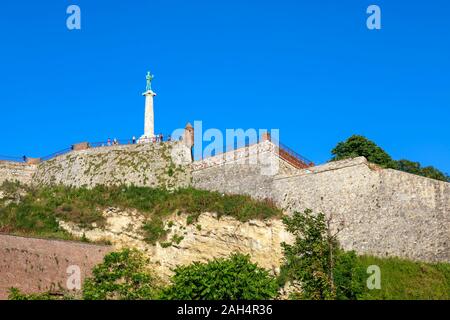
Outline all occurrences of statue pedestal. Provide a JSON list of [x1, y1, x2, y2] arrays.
[[138, 134, 155, 144], [141, 89, 156, 142]]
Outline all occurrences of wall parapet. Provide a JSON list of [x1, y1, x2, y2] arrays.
[[192, 141, 280, 171]]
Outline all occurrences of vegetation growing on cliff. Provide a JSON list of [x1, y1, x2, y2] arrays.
[[0, 182, 281, 242], [331, 135, 449, 182]]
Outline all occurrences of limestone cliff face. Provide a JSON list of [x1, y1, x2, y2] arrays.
[[58, 208, 292, 279], [32, 141, 192, 189]]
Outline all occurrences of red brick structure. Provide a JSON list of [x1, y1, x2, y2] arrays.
[[25, 158, 41, 165], [0, 234, 112, 299], [72, 142, 90, 151]]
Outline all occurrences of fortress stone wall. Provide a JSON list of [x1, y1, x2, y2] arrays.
[[0, 161, 37, 185], [192, 141, 299, 199], [0, 234, 112, 299], [192, 151, 450, 263], [32, 141, 192, 189], [272, 158, 450, 263]]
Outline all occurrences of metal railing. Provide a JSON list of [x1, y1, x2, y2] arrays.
[[198, 138, 314, 168], [0, 155, 25, 163], [0, 133, 178, 164], [0, 134, 314, 168], [41, 148, 73, 162], [89, 134, 178, 149], [277, 142, 314, 167]]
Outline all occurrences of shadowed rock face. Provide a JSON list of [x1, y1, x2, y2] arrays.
[[0, 234, 112, 299]]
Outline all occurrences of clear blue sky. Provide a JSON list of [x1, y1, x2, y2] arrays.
[[0, 0, 449, 172]]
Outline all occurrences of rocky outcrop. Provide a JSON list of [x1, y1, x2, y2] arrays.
[[58, 208, 292, 279]]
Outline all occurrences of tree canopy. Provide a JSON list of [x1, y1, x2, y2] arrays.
[[331, 135, 449, 182], [331, 135, 394, 168]]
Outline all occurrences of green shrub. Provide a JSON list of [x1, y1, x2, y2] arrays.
[[161, 253, 278, 300], [142, 217, 168, 244], [186, 214, 197, 225], [333, 250, 365, 300], [171, 234, 184, 245], [83, 249, 160, 300]]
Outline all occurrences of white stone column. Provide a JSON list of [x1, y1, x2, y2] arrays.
[[140, 90, 156, 142]]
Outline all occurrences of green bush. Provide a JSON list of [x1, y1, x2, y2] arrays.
[[333, 250, 365, 300], [142, 217, 168, 244], [161, 253, 278, 300], [83, 249, 160, 300]]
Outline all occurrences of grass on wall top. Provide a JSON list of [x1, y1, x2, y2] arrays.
[[0, 181, 281, 241]]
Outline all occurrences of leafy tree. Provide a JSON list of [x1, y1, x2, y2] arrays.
[[82, 249, 160, 300], [331, 135, 394, 168], [331, 135, 449, 182], [392, 159, 448, 182], [413, 164, 449, 182], [161, 253, 278, 300], [281, 209, 364, 300], [394, 159, 421, 175], [281, 209, 336, 299]]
